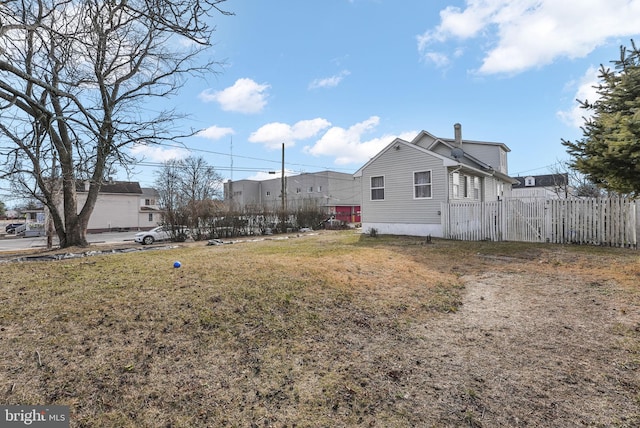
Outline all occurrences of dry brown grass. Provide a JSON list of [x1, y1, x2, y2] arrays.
[[0, 231, 638, 427]]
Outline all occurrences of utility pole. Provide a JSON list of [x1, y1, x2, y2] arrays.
[[228, 136, 233, 212], [281, 143, 286, 232], [281, 143, 286, 214]]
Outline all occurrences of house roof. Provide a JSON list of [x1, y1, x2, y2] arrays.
[[427, 138, 494, 170], [353, 137, 457, 177], [435, 137, 511, 152], [141, 187, 160, 197], [354, 132, 518, 184], [76, 180, 143, 194], [512, 174, 568, 189]]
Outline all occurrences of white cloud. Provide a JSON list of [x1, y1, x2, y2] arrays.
[[244, 169, 296, 181], [199, 78, 270, 113], [196, 125, 235, 140], [424, 52, 451, 68], [249, 118, 332, 150], [557, 66, 600, 127], [308, 70, 351, 89], [129, 143, 189, 163], [418, 0, 640, 75], [303, 116, 417, 165]]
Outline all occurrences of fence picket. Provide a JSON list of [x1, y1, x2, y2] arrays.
[[441, 198, 637, 248]]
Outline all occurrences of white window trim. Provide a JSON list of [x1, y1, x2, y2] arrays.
[[413, 170, 433, 200], [452, 172, 460, 199], [473, 177, 480, 200], [370, 175, 385, 201]]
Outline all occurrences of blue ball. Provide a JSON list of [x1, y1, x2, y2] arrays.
[[173, 261, 181, 268]]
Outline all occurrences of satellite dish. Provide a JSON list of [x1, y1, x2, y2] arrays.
[[451, 147, 464, 160]]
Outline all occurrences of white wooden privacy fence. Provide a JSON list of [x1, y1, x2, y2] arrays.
[[441, 198, 638, 248]]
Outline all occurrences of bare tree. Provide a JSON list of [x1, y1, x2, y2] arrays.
[[0, 0, 231, 247], [155, 156, 224, 234], [550, 160, 608, 198]]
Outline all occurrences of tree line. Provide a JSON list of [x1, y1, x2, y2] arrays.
[[155, 156, 332, 240]]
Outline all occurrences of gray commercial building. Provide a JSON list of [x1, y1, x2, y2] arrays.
[[225, 171, 361, 223]]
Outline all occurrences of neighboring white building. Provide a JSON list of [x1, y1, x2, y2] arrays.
[[54, 181, 161, 233], [138, 187, 164, 231], [354, 124, 517, 237], [225, 171, 362, 223], [511, 174, 570, 199], [73, 181, 144, 232]]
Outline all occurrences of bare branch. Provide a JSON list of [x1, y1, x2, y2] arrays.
[[0, 0, 231, 247]]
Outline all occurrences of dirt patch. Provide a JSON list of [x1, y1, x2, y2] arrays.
[[411, 270, 640, 426]]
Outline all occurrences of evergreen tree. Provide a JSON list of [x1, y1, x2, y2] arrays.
[[562, 40, 640, 196]]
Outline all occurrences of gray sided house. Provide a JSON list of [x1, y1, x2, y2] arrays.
[[354, 124, 517, 237]]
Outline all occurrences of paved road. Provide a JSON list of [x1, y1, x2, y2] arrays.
[[0, 231, 140, 252]]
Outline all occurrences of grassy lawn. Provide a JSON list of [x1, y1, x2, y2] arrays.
[[0, 231, 638, 427]]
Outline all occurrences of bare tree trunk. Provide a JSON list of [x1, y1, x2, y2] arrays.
[[0, 0, 231, 248]]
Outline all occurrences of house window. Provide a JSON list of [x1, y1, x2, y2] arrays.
[[414, 171, 432, 199], [318, 186, 322, 192], [308, 186, 314, 193], [473, 177, 480, 199], [452, 172, 460, 199], [464, 176, 471, 198], [296, 187, 302, 194], [144, 198, 155, 206], [148, 213, 153, 222], [266, 191, 271, 196], [371, 176, 384, 200]]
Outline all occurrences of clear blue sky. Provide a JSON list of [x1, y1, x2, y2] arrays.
[[124, 0, 640, 186]]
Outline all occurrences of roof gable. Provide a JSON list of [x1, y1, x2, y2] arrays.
[[353, 138, 458, 177], [354, 127, 518, 184]]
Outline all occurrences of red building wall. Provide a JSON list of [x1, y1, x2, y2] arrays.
[[335, 206, 361, 223]]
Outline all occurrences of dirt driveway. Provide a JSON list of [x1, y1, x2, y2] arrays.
[[414, 264, 639, 427]]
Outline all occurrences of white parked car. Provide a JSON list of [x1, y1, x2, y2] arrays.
[[134, 226, 189, 245]]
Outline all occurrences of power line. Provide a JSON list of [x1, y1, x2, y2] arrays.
[[511, 161, 566, 176], [150, 141, 354, 173]]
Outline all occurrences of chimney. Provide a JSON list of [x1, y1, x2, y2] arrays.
[[454, 123, 462, 148]]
